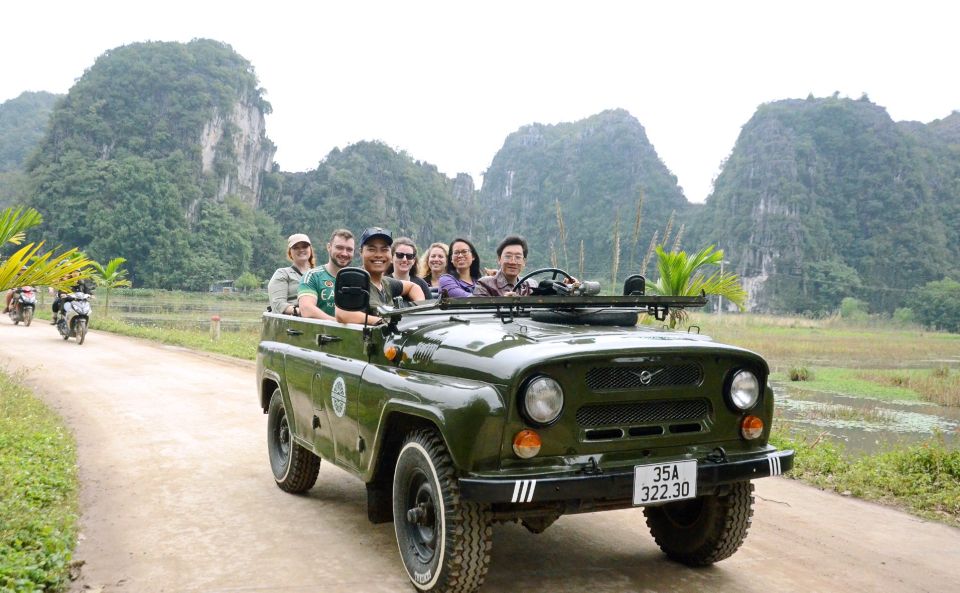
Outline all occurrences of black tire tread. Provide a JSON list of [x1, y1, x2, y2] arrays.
[[268, 389, 320, 493], [402, 429, 492, 593], [644, 481, 754, 566]]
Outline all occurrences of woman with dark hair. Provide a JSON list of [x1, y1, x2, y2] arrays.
[[386, 237, 431, 299], [418, 241, 449, 297], [438, 238, 481, 297]]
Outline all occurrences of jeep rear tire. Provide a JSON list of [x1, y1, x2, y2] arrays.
[[643, 481, 754, 565], [393, 429, 492, 593], [267, 388, 320, 493]]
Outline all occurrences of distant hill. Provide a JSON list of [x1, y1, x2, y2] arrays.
[[262, 140, 476, 255], [687, 96, 960, 313], [478, 109, 689, 280], [25, 39, 280, 289], [0, 91, 60, 206]]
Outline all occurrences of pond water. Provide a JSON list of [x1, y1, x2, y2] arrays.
[[772, 380, 960, 456]]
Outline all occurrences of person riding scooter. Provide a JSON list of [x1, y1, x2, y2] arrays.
[[52, 273, 95, 324], [4, 267, 29, 314]]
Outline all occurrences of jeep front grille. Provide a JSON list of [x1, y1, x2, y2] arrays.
[[576, 399, 710, 428], [585, 363, 703, 390]]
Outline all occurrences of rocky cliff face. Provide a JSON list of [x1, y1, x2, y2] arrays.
[[688, 96, 957, 313], [200, 95, 276, 205]]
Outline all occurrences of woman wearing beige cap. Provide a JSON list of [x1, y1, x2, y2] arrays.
[[268, 233, 314, 315]]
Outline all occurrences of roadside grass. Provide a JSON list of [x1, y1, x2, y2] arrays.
[[91, 317, 259, 361], [0, 370, 78, 592], [771, 425, 960, 527], [802, 403, 895, 424]]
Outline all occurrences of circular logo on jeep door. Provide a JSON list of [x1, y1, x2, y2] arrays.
[[331, 376, 347, 418]]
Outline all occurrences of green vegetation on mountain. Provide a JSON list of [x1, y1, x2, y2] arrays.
[[688, 96, 960, 315], [24, 39, 280, 290], [262, 141, 474, 255], [0, 91, 60, 207], [478, 109, 688, 279]]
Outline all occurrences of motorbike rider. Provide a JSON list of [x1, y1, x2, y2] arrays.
[[52, 272, 95, 324], [4, 267, 29, 314]]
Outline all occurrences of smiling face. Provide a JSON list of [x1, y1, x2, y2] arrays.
[[498, 244, 526, 282], [327, 235, 355, 270], [362, 238, 392, 278], [392, 244, 416, 276], [427, 246, 447, 277], [289, 241, 313, 267], [450, 241, 474, 274]]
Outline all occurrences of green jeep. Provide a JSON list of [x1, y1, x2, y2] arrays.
[[257, 267, 794, 593]]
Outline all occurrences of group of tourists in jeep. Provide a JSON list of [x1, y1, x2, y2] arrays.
[[267, 227, 547, 323]]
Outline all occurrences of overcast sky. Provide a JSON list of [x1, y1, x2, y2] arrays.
[[3, 1, 957, 203]]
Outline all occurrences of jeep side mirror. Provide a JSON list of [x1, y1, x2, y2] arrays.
[[623, 274, 645, 296], [334, 267, 371, 312]]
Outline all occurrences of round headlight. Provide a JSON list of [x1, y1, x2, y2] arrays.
[[729, 370, 760, 410], [522, 376, 564, 425]]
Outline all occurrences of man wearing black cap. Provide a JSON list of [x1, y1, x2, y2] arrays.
[[335, 227, 425, 324]]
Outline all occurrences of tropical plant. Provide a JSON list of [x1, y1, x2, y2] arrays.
[[1, 206, 92, 292], [90, 257, 132, 316], [646, 244, 747, 328]]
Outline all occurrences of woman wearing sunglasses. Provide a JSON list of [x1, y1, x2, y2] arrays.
[[386, 237, 432, 300]]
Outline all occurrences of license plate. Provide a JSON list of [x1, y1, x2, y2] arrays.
[[633, 460, 697, 505]]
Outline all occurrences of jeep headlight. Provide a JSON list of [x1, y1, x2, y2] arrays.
[[728, 370, 760, 410], [521, 375, 564, 426]]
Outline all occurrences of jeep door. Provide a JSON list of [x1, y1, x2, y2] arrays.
[[311, 322, 368, 471]]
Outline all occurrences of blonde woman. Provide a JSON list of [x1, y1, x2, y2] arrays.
[[418, 242, 449, 298], [268, 233, 314, 315]]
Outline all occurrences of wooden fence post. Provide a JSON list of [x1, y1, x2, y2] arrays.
[[210, 315, 221, 341]]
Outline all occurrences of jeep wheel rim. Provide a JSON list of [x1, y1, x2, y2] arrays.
[[277, 414, 290, 459], [404, 470, 437, 562]]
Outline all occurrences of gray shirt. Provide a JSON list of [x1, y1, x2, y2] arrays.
[[268, 266, 305, 314]]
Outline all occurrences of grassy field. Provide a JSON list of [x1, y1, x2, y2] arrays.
[[0, 371, 79, 593]]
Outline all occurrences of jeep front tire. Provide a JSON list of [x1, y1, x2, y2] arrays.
[[643, 481, 754, 565], [393, 429, 492, 593]]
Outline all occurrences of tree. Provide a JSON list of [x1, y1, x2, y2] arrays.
[[90, 257, 132, 316], [1, 206, 92, 292], [914, 278, 960, 333], [235, 271, 259, 291], [646, 244, 747, 328]]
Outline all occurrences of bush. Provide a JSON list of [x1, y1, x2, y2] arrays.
[[893, 307, 915, 324], [235, 271, 260, 292], [840, 297, 869, 320], [789, 366, 813, 381], [914, 278, 960, 333]]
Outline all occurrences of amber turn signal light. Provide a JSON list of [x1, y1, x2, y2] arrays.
[[512, 429, 542, 459], [741, 415, 764, 440], [384, 345, 399, 361]]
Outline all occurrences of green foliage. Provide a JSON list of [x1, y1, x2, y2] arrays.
[[840, 296, 868, 319], [772, 428, 959, 526], [0, 370, 78, 592], [914, 278, 960, 333], [1, 206, 93, 292], [477, 110, 688, 280], [688, 96, 960, 315], [893, 307, 915, 324], [90, 256, 132, 316], [646, 244, 746, 328], [262, 141, 469, 262], [24, 40, 279, 291], [789, 366, 813, 381], [235, 271, 259, 291], [0, 91, 60, 173]]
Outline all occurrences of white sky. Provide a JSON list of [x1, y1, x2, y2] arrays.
[[3, 1, 958, 203]]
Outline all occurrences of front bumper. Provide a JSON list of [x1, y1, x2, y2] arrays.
[[459, 449, 794, 504]]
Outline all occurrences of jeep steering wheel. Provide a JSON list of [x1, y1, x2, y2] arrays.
[[515, 268, 575, 293]]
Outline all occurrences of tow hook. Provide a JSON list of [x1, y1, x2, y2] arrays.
[[706, 447, 728, 463], [582, 457, 603, 475]]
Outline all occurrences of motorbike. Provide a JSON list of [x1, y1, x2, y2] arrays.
[[8, 286, 37, 326], [57, 292, 92, 345]]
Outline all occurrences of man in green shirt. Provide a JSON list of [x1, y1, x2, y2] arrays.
[[298, 229, 355, 320], [336, 227, 425, 325]]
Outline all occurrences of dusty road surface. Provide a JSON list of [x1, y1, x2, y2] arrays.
[[1, 321, 959, 593]]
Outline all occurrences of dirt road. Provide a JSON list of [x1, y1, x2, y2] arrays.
[[1, 321, 958, 593]]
